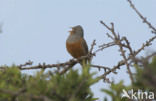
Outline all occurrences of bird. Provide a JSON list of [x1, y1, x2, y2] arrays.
[[66, 25, 88, 65]]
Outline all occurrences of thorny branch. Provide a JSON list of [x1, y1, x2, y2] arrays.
[[100, 21, 134, 83], [127, 0, 156, 34], [99, 21, 156, 82]]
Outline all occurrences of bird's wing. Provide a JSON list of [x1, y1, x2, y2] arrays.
[[81, 38, 88, 55]]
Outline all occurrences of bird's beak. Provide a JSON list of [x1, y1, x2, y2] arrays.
[[68, 27, 75, 33]]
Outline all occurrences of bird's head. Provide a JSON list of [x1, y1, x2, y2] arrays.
[[69, 25, 84, 37]]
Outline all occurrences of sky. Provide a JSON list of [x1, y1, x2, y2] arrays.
[[0, 0, 156, 100]]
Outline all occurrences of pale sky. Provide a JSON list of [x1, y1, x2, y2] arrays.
[[0, 0, 156, 100]]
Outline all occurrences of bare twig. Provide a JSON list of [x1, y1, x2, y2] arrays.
[[134, 36, 156, 56], [99, 35, 156, 80], [127, 0, 156, 34], [91, 64, 117, 74], [99, 20, 156, 83], [18, 60, 33, 68], [94, 41, 116, 53], [100, 21, 134, 83]]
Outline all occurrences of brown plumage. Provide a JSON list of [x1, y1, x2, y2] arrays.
[[66, 25, 88, 65]]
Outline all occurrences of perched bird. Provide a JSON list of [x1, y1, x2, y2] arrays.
[[66, 25, 88, 65]]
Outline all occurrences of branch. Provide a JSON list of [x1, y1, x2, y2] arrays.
[[127, 0, 156, 34], [99, 21, 156, 83], [91, 64, 117, 74], [100, 21, 134, 83]]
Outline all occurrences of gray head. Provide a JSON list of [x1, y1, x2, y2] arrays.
[[67, 25, 84, 43], [70, 25, 84, 37]]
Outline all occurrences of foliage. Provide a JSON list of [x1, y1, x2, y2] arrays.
[[0, 65, 99, 101], [133, 56, 156, 92], [102, 56, 156, 101], [102, 81, 131, 101]]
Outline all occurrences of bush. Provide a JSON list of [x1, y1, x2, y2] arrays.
[[0, 65, 99, 101]]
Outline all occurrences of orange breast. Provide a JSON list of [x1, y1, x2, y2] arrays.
[[66, 38, 87, 58]]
